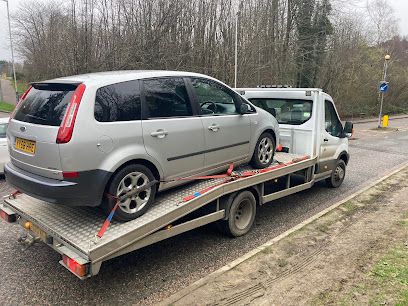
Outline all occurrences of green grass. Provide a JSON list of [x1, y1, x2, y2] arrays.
[[0, 101, 15, 112], [16, 79, 28, 95], [370, 245, 408, 304]]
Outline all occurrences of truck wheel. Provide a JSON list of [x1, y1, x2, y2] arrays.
[[326, 160, 346, 188], [221, 191, 257, 237], [250, 133, 275, 169], [103, 164, 157, 222]]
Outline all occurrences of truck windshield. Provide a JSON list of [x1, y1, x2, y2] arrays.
[[249, 98, 313, 125]]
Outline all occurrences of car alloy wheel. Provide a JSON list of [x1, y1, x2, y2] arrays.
[[116, 171, 152, 214]]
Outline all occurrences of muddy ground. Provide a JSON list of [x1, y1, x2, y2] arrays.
[[167, 167, 408, 305]]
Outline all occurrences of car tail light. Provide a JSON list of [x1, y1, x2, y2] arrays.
[[9, 85, 32, 122], [0, 208, 16, 223], [56, 84, 86, 144], [63, 171, 79, 179], [62, 255, 89, 278]]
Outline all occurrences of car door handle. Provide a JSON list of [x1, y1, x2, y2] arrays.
[[151, 130, 169, 139], [208, 124, 220, 132], [324, 138, 329, 142]]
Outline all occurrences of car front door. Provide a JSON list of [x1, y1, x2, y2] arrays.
[[319, 99, 344, 171], [141, 77, 205, 181], [189, 78, 251, 170]]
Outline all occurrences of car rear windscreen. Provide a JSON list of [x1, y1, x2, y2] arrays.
[[14, 83, 77, 126]]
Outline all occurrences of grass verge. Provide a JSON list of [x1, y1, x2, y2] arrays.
[[0, 101, 15, 113]]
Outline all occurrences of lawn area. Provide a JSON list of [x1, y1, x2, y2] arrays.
[[0, 101, 15, 113]]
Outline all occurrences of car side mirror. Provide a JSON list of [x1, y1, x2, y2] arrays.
[[270, 108, 276, 117], [343, 121, 353, 138], [240, 103, 251, 114]]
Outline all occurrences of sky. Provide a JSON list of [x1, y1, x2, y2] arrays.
[[0, 0, 408, 61]]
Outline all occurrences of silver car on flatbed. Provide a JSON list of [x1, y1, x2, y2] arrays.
[[5, 71, 279, 221]]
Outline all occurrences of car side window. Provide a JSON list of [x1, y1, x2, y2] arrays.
[[95, 80, 141, 122], [143, 78, 192, 118], [191, 78, 239, 116], [325, 100, 343, 137]]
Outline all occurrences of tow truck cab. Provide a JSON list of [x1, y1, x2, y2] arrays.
[[237, 88, 353, 181]]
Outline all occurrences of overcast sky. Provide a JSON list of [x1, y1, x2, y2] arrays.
[[1, 0, 408, 61]]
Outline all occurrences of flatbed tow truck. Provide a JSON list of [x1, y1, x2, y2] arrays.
[[0, 88, 353, 279]]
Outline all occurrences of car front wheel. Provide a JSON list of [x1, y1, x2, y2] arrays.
[[250, 132, 275, 169]]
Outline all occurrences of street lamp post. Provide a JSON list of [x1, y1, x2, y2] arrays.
[[378, 54, 391, 128], [1, 0, 18, 103], [234, 11, 238, 88]]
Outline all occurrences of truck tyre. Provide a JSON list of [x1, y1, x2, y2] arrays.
[[103, 164, 157, 222], [326, 160, 346, 188], [221, 191, 257, 237], [250, 132, 275, 169]]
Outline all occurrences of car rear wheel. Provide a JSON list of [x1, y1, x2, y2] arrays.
[[103, 164, 157, 222], [250, 132, 275, 169]]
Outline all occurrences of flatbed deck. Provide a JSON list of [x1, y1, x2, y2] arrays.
[[1, 152, 316, 277]]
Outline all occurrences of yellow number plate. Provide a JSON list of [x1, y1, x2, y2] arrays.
[[15, 138, 36, 154]]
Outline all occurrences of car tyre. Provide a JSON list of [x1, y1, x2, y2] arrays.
[[326, 159, 346, 188], [103, 164, 157, 222], [250, 132, 275, 169]]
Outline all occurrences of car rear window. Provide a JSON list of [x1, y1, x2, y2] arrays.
[[14, 83, 77, 126], [249, 98, 313, 125]]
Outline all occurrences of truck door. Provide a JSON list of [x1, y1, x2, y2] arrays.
[[319, 100, 344, 173]]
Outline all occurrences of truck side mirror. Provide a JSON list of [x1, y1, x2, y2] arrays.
[[270, 108, 276, 117], [343, 121, 353, 138]]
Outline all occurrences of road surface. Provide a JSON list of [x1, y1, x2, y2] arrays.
[[1, 118, 408, 305]]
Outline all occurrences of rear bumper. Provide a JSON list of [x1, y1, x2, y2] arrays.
[[4, 162, 110, 207]]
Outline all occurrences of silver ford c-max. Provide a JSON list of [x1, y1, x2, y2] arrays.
[[5, 71, 279, 221]]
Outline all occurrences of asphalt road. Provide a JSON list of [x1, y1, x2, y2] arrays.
[[1, 118, 408, 306]]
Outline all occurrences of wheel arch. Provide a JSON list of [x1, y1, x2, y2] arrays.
[[338, 151, 350, 165], [220, 186, 262, 221], [104, 159, 161, 193], [262, 129, 277, 146]]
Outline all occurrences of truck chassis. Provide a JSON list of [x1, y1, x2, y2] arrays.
[[1, 152, 327, 279]]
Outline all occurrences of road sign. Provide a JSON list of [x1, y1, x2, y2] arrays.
[[379, 82, 389, 93]]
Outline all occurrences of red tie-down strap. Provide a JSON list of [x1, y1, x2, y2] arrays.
[[9, 190, 22, 199], [181, 156, 310, 202], [96, 194, 121, 239], [164, 164, 235, 182]]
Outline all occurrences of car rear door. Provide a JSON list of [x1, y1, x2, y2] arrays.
[[189, 78, 251, 169], [141, 77, 205, 181], [7, 83, 78, 180]]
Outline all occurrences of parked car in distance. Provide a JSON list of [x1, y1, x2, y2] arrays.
[[5, 71, 279, 221], [0, 117, 10, 174]]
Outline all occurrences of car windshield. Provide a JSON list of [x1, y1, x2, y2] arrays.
[[0, 123, 7, 138], [249, 98, 313, 125]]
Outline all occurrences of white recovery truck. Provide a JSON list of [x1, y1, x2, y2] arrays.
[[0, 88, 353, 279]]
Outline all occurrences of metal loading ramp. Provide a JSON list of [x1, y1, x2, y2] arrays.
[[3, 153, 310, 263]]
